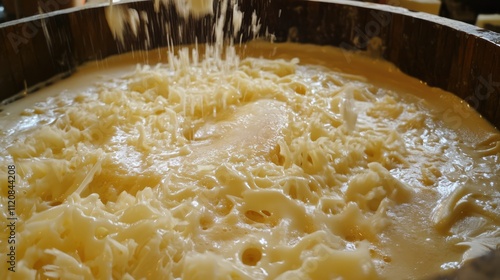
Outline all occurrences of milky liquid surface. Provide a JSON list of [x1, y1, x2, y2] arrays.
[[0, 42, 499, 279]]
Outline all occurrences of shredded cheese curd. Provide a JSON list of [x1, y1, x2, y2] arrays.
[[0, 42, 499, 279]]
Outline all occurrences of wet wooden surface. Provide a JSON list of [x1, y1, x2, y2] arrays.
[[0, 0, 499, 128]]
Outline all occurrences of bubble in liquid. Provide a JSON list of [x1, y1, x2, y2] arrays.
[[241, 247, 262, 266]]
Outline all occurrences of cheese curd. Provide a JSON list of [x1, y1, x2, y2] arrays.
[[0, 42, 499, 279]]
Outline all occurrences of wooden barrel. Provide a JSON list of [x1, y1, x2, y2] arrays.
[[1, 0, 499, 128]]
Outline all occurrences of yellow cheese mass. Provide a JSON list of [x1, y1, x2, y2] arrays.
[[0, 42, 499, 279]]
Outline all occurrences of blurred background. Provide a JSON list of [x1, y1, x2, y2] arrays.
[[0, 0, 499, 31], [364, 0, 500, 32]]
